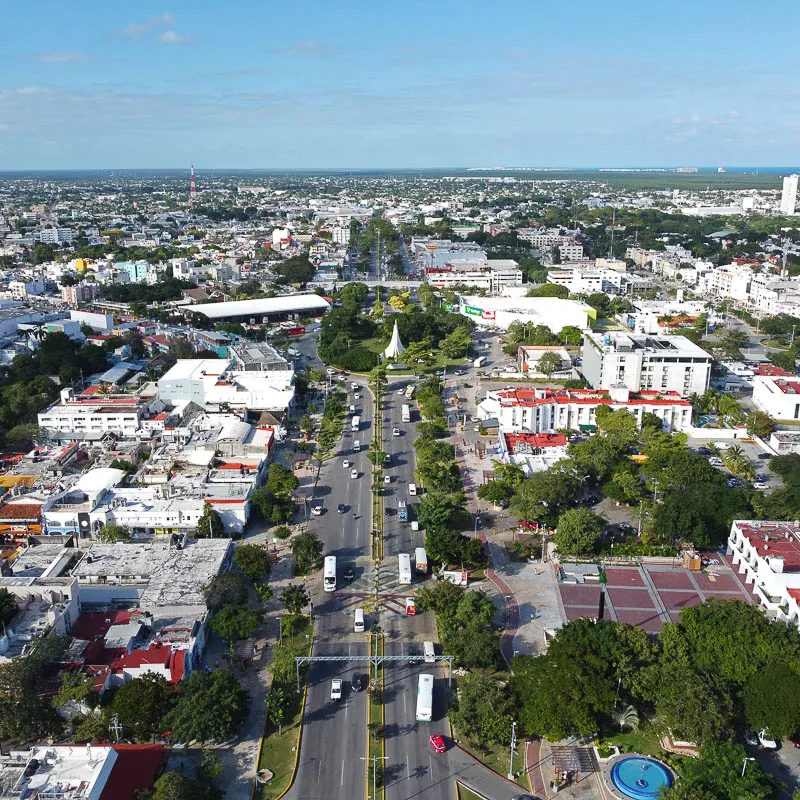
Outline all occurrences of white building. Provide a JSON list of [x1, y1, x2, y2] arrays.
[[425, 260, 522, 291], [780, 175, 799, 215], [752, 374, 800, 420], [38, 227, 73, 243], [547, 267, 629, 295], [580, 331, 711, 396], [496, 431, 569, 475], [38, 390, 158, 439], [457, 294, 594, 334], [157, 357, 295, 412], [558, 243, 585, 261], [332, 225, 351, 245], [8, 279, 45, 299], [728, 520, 800, 629], [477, 385, 693, 434]]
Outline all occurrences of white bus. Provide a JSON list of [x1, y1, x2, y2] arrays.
[[401, 404, 411, 423], [398, 553, 412, 584], [416, 674, 434, 722], [323, 556, 337, 592]]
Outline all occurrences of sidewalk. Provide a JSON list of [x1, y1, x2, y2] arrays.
[[212, 543, 296, 800]]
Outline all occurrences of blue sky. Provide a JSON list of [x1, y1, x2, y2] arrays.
[[0, 0, 798, 169]]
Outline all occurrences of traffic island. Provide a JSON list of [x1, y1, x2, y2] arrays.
[[254, 615, 313, 800], [365, 631, 385, 800]]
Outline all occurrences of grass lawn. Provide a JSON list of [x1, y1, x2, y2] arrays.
[[605, 725, 665, 758], [452, 726, 518, 784], [457, 785, 488, 800], [257, 616, 313, 800]]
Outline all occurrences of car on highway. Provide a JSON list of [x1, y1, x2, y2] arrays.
[[405, 597, 417, 616], [385, 507, 393, 516], [393, 428, 400, 436], [383, 454, 391, 464], [343, 564, 355, 582], [311, 505, 323, 516], [342, 459, 350, 468], [384, 475, 391, 484], [330, 680, 342, 701], [351, 673, 363, 692], [351, 469, 358, 479], [397, 389, 405, 395], [337, 503, 346, 513], [429, 735, 447, 754]]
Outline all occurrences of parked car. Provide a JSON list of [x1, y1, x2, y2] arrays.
[[709, 457, 725, 466], [351, 382, 358, 390], [745, 730, 759, 746], [311, 505, 323, 516], [758, 453, 773, 460], [330, 680, 342, 701], [405, 597, 417, 616], [429, 735, 447, 754], [758, 729, 777, 749], [753, 482, 769, 490], [343, 565, 355, 582]]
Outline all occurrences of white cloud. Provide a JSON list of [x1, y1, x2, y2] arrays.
[[158, 30, 190, 45], [113, 12, 175, 40], [35, 51, 87, 63]]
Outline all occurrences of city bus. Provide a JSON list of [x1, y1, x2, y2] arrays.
[[401, 404, 411, 423], [323, 556, 337, 592], [404, 384, 415, 400], [416, 674, 434, 722]]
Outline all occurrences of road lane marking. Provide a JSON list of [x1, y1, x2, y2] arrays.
[[341, 759, 345, 786], [430, 755, 434, 780], [406, 754, 410, 780]]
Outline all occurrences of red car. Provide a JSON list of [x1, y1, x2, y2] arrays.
[[405, 598, 417, 616], [429, 735, 447, 754]]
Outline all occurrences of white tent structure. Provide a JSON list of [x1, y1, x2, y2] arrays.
[[383, 321, 406, 360]]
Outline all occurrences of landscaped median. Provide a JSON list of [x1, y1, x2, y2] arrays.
[[254, 614, 313, 800], [366, 630, 385, 800]]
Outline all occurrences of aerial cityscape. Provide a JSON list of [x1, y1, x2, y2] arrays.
[[1, 3, 800, 800]]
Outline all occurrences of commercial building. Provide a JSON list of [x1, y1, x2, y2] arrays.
[[547, 266, 629, 295], [38, 227, 73, 243], [752, 374, 800, 420], [517, 346, 572, 376], [425, 260, 522, 291], [580, 331, 711, 396], [769, 430, 800, 455], [478, 385, 693, 434], [780, 174, 799, 215], [457, 294, 594, 334], [190, 294, 330, 323], [495, 431, 568, 475], [728, 520, 800, 629], [38, 390, 158, 439]]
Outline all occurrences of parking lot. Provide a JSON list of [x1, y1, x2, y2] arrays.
[[558, 563, 754, 633]]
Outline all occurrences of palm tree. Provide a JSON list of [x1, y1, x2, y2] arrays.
[[614, 704, 640, 731]]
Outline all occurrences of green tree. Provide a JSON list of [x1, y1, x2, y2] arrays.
[[281, 583, 311, 615], [510, 464, 579, 523], [196, 503, 225, 539], [768, 350, 796, 372], [0, 587, 17, 626], [202, 571, 248, 611], [167, 670, 250, 743], [418, 491, 461, 531], [112, 673, 174, 741], [232, 544, 271, 582], [526, 283, 569, 299], [536, 350, 563, 377], [439, 327, 471, 359], [744, 662, 800, 739], [209, 604, 262, 643], [559, 325, 583, 346], [745, 411, 775, 439], [266, 463, 300, 497], [554, 508, 604, 555], [265, 686, 288, 734], [97, 523, 131, 543], [54, 671, 96, 711], [450, 673, 514, 745], [291, 531, 324, 575]]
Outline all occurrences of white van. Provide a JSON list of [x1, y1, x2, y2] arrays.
[[408, 483, 417, 496], [354, 607, 365, 633], [323, 556, 337, 592], [353, 440, 361, 453], [423, 641, 435, 663]]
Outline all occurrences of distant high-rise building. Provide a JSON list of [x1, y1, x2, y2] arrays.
[[190, 163, 197, 201], [780, 174, 799, 215]]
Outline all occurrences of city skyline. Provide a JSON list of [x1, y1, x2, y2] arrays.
[[1, 0, 799, 169]]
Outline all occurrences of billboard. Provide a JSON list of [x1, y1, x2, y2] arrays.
[[464, 305, 482, 317]]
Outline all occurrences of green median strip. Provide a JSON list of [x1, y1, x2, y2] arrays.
[[255, 615, 313, 800], [366, 631, 385, 800]]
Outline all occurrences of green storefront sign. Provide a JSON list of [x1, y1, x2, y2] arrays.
[[464, 305, 482, 317]]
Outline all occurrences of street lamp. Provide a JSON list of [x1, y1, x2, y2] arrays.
[[361, 756, 388, 800], [741, 757, 756, 778], [507, 720, 517, 779], [473, 515, 481, 537]]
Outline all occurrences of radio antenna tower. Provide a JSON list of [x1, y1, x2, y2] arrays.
[[190, 163, 197, 202]]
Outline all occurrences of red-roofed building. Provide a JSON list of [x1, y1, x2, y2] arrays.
[[497, 431, 568, 474], [728, 520, 800, 627], [478, 384, 692, 434]]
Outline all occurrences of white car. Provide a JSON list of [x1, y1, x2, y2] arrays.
[[311, 505, 323, 516], [752, 482, 769, 490], [351, 382, 358, 390], [384, 475, 391, 484], [343, 459, 350, 468], [330, 679, 342, 701], [758, 729, 777, 749], [326, 368, 336, 375], [709, 457, 724, 467], [350, 469, 358, 479], [398, 389, 405, 395], [393, 428, 400, 436], [354, 393, 360, 400]]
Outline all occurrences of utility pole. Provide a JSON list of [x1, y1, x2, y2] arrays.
[[507, 720, 518, 779], [362, 756, 388, 800]]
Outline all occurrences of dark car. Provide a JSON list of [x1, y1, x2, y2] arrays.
[[697, 447, 712, 456], [351, 672, 363, 692], [383, 454, 391, 465], [337, 503, 346, 514], [343, 565, 355, 582], [758, 453, 773, 460], [385, 507, 393, 516]]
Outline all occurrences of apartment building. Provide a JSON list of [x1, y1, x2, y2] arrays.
[[61, 282, 96, 305], [752, 374, 800, 420], [478, 384, 693, 434], [580, 331, 711, 396], [547, 267, 629, 295], [8, 279, 45, 299], [38, 227, 73, 243]]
